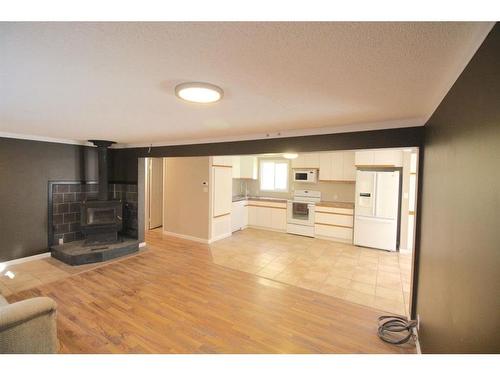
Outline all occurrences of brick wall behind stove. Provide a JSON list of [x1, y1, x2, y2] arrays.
[[51, 182, 138, 245]]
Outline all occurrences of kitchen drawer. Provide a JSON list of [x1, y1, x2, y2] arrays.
[[315, 212, 353, 228], [232, 200, 247, 207], [315, 206, 354, 216], [247, 200, 287, 209], [315, 223, 353, 241]]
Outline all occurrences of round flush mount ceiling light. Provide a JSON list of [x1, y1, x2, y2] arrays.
[[283, 153, 299, 159], [175, 82, 223, 104]]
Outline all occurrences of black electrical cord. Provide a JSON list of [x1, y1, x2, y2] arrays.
[[377, 315, 418, 345]]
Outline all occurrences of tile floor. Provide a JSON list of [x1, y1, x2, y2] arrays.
[[209, 228, 412, 316]]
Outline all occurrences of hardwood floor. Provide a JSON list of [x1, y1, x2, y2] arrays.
[[7, 230, 416, 353]]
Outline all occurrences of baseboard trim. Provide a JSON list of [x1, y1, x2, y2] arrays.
[[162, 230, 209, 244], [246, 225, 286, 234], [314, 234, 353, 244], [413, 327, 422, 354], [208, 232, 232, 244], [399, 248, 413, 254], [1, 252, 51, 266]]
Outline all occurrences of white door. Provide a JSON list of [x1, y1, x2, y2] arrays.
[[375, 171, 400, 219], [355, 170, 376, 217], [148, 158, 163, 229], [213, 166, 232, 217]]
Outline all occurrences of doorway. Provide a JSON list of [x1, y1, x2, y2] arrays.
[[145, 157, 164, 230]]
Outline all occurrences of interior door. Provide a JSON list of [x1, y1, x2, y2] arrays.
[[148, 158, 163, 229], [355, 170, 376, 217]]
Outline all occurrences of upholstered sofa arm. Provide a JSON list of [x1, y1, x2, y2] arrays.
[[0, 297, 58, 353]]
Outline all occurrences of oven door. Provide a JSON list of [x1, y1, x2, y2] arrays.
[[287, 201, 315, 226]]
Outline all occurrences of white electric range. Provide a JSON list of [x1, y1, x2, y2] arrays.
[[286, 190, 321, 237]]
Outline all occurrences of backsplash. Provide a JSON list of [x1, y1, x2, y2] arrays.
[[233, 178, 355, 202], [49, 182, 138, 246]]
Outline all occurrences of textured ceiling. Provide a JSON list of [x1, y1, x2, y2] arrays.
[[0, 22, 493, 146]]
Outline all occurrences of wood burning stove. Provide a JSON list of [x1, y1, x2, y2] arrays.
[[50, 139, 139, 266], [80, 140, 123, 245], [81, 200, 123, 245]]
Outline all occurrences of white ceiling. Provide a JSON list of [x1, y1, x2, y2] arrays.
[[0, 22, 494, 147]]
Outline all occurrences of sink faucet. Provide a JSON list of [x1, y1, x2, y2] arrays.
[[243, 181, 249, 198]]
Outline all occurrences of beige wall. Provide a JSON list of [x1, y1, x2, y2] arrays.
[[163, 156, 210, 240]]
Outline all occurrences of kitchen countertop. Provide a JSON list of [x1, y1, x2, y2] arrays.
[[232, 195, 353, 208], [316, 201, 355, 209], [232, 195, 288, 203]]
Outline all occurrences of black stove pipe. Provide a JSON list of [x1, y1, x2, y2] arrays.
[[89, 140, 115, 201]]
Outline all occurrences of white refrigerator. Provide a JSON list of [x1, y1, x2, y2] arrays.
[[354, 170, 401, 251]]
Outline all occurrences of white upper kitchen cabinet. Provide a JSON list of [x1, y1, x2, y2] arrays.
[[373, 150, 403, 166], [355, 150, 403, 167], [319, 153, 332, 180], [319, 151, 356, 181], [232, 156, 241, 178], [331, 152, 344, 180], [239, 155, 258, 179], [212, 156, 233, 167], [291, 153, 320, 169], [232, 155, 257, 179], [343, 152, 356, 180], [355, 151, 374, 166]]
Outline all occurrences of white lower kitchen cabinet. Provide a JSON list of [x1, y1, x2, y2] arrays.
[[232, 199, 354, 243], [314, 224, 353, 242], [256, 206, 272, 228], [314, 205, 354, 243], [246, 200, 287, 232], [248, 205, 258, 226], [270, 208, 287, 230], [231, 200, 248, 232]]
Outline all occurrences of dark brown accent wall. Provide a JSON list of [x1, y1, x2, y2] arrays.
[[417, 23, 500, 353], [110, 126, 424, 182], [0, 137, 98, 262]]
